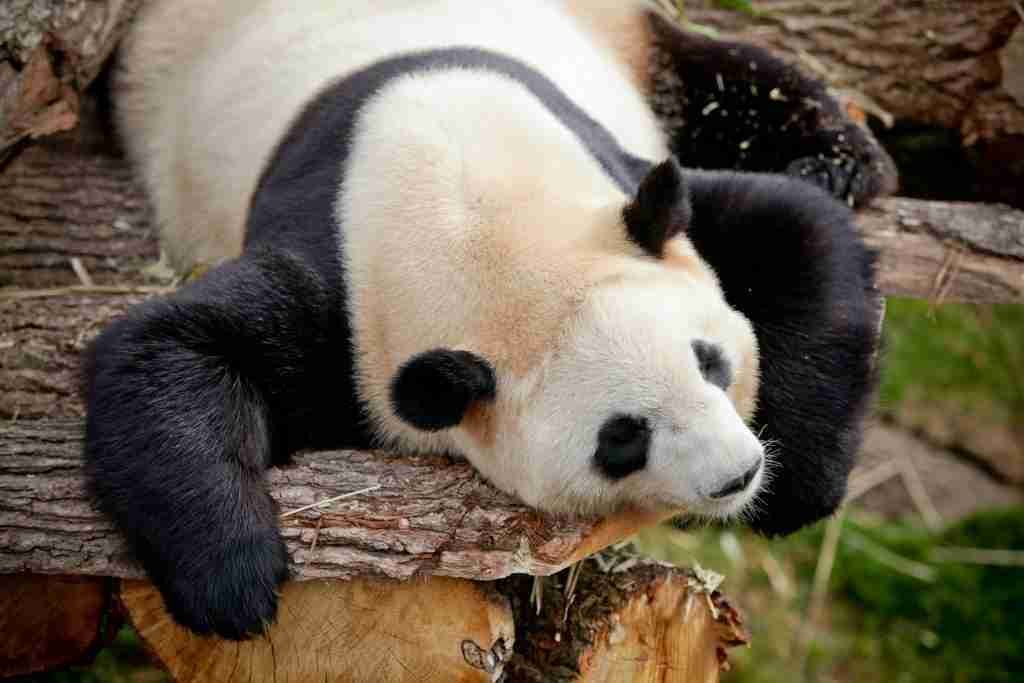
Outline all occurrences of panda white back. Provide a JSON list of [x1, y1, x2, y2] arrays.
[[116, 0, 666, 270]]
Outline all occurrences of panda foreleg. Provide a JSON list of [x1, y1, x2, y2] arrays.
[[82, 247, 340, 639], [681, 170, 880, 535], [647, 11, 897, 207]]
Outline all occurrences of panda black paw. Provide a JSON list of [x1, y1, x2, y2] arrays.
[[157, 531, 290, 641], [785, 155, 869, 208], [784, 121, 898, 208]]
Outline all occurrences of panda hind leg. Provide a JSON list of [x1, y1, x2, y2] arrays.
[[645, 10, 898, 207]]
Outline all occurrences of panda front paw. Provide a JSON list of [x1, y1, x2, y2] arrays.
[[157, 531, 290, 641], [785, 156, 864, 206]]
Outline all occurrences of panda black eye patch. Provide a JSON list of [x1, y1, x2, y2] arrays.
[[692, 340, 732, 389], [594, 415, 650, 480]]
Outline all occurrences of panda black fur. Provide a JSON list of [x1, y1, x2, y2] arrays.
[[84, 0, 892, 639]]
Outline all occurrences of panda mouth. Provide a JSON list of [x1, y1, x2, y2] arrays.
[[671, 478, 764, 521], [641, 491, 753, 520]]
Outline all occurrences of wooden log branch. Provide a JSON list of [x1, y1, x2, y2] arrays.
[[0, 559, 747, 682], [0, 418, 672, 583], [860, 198, 1024, 304], [0, 562, 744, 682], [0, 293, 144, 420], [2, 191, 1022, 576], [1, 148, 1022, 579], [503, 562, 748, 683], [1, 0, 143, 159], [0, 136, 156, 290], [3, 141, 1022, 308]]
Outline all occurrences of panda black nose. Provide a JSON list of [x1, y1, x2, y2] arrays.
[[709, 457, 763, 499]]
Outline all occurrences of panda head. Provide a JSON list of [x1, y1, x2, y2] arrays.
[[391, 159, 769, 520]]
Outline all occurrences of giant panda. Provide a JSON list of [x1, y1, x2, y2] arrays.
[[83, 0, 895, 640]]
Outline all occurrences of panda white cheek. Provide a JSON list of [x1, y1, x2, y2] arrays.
[[454, 416, 576, 511], [640, 410, 763, 510], [641, 432, 705, 506]]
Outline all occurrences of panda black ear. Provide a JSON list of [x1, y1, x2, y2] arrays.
[[390, 349, 497, 431], [623, 157, 692, 258]]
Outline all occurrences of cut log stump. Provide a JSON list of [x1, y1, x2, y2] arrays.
[[503, 561, 748, 683], [110, 560, 745, 683], [119, 577, 516, 683]]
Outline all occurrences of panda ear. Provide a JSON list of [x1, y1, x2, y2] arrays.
[[623, 157, 692, 258], [390, 349, 497, 431]]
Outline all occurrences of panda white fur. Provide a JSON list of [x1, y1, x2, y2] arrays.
[[84, 0, 894, 639]]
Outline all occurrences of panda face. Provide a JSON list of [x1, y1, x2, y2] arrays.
[[379, 153, 766, 520], [450, 265, 764, 519]]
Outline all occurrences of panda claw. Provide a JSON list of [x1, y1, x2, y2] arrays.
[[784, 155, 861, 205]]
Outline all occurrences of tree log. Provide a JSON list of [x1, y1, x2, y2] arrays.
[[3, 139, 1022, 307], [0, 418, 673, 582], [0, 0, 143, 159], [859, 198, 1024, 304], [120, 576, 516, 683], [0, 292, 145, 420], [0, 135, 156, 290], [1, 146, 1022, 579], [115, 560, 744, 683], [502, 561, 747, 683], [0, 417, 744, 681], [2, 188, 1022, 566]]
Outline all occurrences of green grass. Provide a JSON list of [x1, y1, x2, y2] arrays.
[[879, 298, 1024, 423]]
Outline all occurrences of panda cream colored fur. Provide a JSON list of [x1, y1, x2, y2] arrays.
[[85, 0, 891, 639]]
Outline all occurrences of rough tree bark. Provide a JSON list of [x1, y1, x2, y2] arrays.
[[4, 189, 1024, 422], [682, 0, 1024, 135], [0, 0, 143, 160], [0, 419, 675, 581], [3, 131, 1022, 309], [0, 138, 155, 290]]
